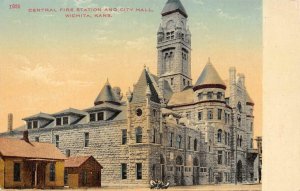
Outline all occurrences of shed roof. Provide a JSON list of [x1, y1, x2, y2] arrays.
[[0, 137, 66, 160]]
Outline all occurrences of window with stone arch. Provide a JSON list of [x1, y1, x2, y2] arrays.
[[194, 139, 198, 151], [136, 127, 142, 143], [176, 135, 182, 149], [176, 155, 183, 166], [217, 129, 222, 143]]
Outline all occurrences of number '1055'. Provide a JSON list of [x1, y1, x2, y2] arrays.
[[9, 4, 20, 9]]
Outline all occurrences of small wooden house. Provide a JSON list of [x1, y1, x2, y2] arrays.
[[65, 155, 103, 188], [0, 131, 66, 189]]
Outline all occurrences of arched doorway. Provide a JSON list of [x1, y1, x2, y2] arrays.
[[160, 155, 165, 182], [193, 158, 199, 185], [237, 160, 243, 183], [175, 156, 183, 185]]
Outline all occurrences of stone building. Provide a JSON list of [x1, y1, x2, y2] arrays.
[[0, 0, 258, 187]]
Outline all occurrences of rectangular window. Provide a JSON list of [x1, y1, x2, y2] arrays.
[[170, 132, 174, 147], [207, 92, 213, 99], [217, 92, 222, 99], [136, 163, 142, 180], [122, 129, 127, 145], [188, 136, 191, 150], [97, 112, 104, 121], [56, 118, 62, 126], [66, 149, 71, 157], [198, 93, 203, 100], [27, 121, 32, 129], [225, 112, 228, 124], [224, 151, 228, 165], [90, 113, 96, 122], [55, 135, 59, 148], [152, 128, 156, 143], [170, 78, 174, 85], [13, 163, 21, 182], [63, 116, 69, 125], [121, 163, 127, 179], [50, 163, 56, 181], [33, 120, 38, 129], [218, 151, 223, 165], [218, 109, 222, 120], [35, 136, 39, 142], [84, 132, 89, 147], [198, 112, 202, 120], [207, 110, 213, 120]]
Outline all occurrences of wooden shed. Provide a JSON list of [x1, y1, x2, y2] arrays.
[[0, 131, 66, 189], [64, 156, 103, 188]]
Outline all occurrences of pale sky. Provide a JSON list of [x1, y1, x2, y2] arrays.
[[0, 0, 262, 137]]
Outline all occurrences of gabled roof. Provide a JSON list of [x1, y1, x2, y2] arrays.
[[23, 112, 55, 121], [150, 74, 173, 102], [194, 59, 226, 91], [0, 137, 66, 160], [65, 156, 103, 168], [94, 80, 120, 105], [52, 108, 87, 117], [161, 0, 188, 18], [131, 68, 160, 103]]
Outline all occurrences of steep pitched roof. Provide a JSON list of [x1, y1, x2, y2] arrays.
[[65, 156, 103, 168], [22, 112, 55, 121], [94, 80, 120, 105], [194, 59, 226, 90], [161, 0, 188, 18], [0, 137, 66, 160], [131, 68, 160, 103]]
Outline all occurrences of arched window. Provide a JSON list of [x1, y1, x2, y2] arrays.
[[240, 136, 243, 147], [194, 139, 198, 151], [177, 135, 182, 149], [250, 138, 253, 148], [193, 158, 199, 166], [136, 127, 142, 143], [176, 156, 183, 165], [217, 129, 222, 143]]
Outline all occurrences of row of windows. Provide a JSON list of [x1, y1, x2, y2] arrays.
[[198, 92, 223, 101], [121, 163, 142, 180], [197, 109, 231, 122], [217, 129, 230, 145], [217, 151, 231, 166], [13, 162, 56, 182]]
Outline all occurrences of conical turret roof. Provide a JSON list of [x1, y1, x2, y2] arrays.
[[193, 58, 226, 91], [94, 80, 120, 105], [131, 68, 160, 103], [161, 0, 188, 18]]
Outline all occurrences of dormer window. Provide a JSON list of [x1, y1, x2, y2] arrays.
[[89, 112, 105, 122], [63, 117, 69, 125], [56, 116, 69, 126], [56, 118, 62, 126], [27, 121, 32, 129], [166, 31, 174, 40], [90, 113, 96, 122], [33, 121, 38, 129], [97, 112, 104, 121]]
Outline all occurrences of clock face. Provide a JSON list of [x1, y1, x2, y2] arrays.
[[237, 102, 242, 113]]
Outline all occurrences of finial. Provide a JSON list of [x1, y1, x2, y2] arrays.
[[105, 78, 110, 85]]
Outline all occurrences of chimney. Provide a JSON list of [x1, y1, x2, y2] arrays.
[[22, 130, 30, 143], [8, 113, 13, 132]]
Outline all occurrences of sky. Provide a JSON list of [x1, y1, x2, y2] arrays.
[[0, 0, 262, 137]]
